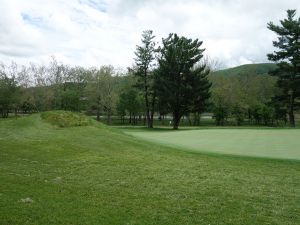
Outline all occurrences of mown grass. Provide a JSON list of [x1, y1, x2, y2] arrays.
[[124, 127, 300, 160], [0, 113, 299, 225]]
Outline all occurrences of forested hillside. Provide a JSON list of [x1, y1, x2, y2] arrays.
[[212, 63, 277, 77]]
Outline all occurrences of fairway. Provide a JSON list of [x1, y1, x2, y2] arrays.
[[126, 128, 300, 160]]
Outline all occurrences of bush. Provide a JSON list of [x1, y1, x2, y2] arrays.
[[232, 105, 245, 126], [41, 111, 91, 127], [213, 105, 228, 126]]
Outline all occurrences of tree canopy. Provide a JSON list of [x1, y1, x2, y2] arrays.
[[156, 33, 211, 129], [267, 9, 300, 127]]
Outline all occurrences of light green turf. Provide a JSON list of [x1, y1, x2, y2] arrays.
[[126, 129, 300, 160]]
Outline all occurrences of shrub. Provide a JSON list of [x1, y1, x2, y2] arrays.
[[41, 111, 91, 127]]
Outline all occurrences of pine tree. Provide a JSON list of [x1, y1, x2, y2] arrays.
[[156, 33, 211, 129], [190, 64, 211, 125], [134, 30, 156, 128], [267, 9, 300, 127]]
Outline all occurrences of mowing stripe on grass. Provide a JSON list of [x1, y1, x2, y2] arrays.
[[126, 129, 300, 160]]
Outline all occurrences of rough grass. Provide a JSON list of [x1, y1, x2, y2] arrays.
[[124, 128, 300, 160], [0, 113, 299, 225], [40, 111, 91, 127]]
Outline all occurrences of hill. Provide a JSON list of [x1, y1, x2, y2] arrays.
[[0, 112, 299, 224], [212, 63, 277, 77]]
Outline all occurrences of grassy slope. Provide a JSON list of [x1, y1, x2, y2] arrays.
[[125, 128, 300, 160], [0, 114, 299, 225]]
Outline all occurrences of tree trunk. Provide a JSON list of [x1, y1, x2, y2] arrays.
[[96, 98, 101, 121], [288, 109, 295, 127], [107, 110, 111, 125], [96, 107, 100, 121], [149, 108, 154, 128], [143, 70, 152, 128], [148, 92, 156, 128], [172, 111, 181, 130], [193, 113, 201, 126], [133, 114, 136, 125], [288, 90, 295, 127]]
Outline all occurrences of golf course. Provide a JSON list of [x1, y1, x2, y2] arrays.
[[1, 112, 299, 225], [1, 1, 300, 224]]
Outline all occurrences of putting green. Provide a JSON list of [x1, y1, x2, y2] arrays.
[[126, 129, 300, 160]]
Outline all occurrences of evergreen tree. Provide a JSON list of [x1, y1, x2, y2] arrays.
[[134, 30, 156, 128], [190, 64, 211, 125], [267, 9, 300, 127], [156, 33, 211, 129]]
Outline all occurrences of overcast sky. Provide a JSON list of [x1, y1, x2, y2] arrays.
[[0, 0, 300, 68]]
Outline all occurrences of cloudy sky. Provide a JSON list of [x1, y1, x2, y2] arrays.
[[0, 0, 300, 68]]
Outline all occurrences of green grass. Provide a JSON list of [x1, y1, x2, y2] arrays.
[[0, 113, 299, 224], [125, 128, 300, 160]]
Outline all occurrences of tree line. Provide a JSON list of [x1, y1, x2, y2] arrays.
[[0, 10, 299, 128]]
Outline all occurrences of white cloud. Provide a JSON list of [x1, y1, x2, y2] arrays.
[[0, 0, 300, 68]]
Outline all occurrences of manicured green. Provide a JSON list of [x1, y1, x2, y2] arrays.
[[126, 128, 300, 160], [1, 113, 299, 225]]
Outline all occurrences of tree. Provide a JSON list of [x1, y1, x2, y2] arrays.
[[0, 63, 19, 117], [134, 30, 156, 128], [61, 67, 88, 111], [117, 89, 142, 125], [156, 33, 210, 129], [210, 69, 277, 126], [267, 9, 300, 127], [87, 66, 117, 124], [190, 64, 211, 125], [99, 66, 117, 125], [30, 63, 53, 111]]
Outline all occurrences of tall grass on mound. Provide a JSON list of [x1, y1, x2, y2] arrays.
[[41, 111, 91, 127]]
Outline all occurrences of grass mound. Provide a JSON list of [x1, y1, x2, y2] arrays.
[[41, 111, 91, 127]]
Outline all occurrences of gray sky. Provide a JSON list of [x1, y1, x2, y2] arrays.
[[0, 0, 300, 68]]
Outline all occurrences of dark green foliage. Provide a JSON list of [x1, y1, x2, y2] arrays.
[[213, 105, 229, 126], [190, 66, 212, 115], [61, 88, 81, 111], [0, 73, 19, 117], [247, 104, 279, 126], [273, 102, 288, 124], [210, 68, 278, 126], [156, 33, 211, 129], [117, 89, 143, 124], [232, 104, 245, 126], [212, 63, 277, 77], [267, 9, 300, 127], [20, 100, 35, 114], [134, 30, 157, 128]]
